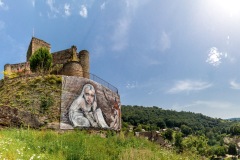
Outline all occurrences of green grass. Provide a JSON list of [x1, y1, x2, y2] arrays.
[[0, 129, 200, 160]]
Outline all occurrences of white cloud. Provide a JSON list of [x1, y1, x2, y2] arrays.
[[64, 3, 71, 16], [230, 80, 240, 90], [151, 31, 171, 52], [46, 0, 60, 18], [160, 31, 171, 51], [126, 81, 138, 89], [0, 0, 8, 10], [79, 5, 88, 18], [32, 0, 35, 7], [110, 0, 148, 52], [100, 2, 106, 10], [167, 80, 212, 94], [206, 47, 227, 67], [46, 0, 59, 13]]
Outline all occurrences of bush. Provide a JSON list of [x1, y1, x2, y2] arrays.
[[40, 95, 53, 113]]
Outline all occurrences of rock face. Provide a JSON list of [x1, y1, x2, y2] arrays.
[[0, 106, 41, 128], [0, 75, 62, 129]]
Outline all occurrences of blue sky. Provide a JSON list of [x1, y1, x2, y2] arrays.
[[1, 0, 240, 119]]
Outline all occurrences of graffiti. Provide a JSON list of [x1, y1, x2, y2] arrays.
[[60, 76, 121, 131], [68, 84, 109, 128], [109, 98, 120, 130]]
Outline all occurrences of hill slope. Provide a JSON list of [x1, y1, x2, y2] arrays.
[[121, 105, 233, 134], [0, 75, 62, 128]]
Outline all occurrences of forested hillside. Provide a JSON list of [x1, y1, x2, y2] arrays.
[[121, 105, 233, 134], [121, 105, 240, 158]]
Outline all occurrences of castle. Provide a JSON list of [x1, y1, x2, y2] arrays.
[[4, 37, 90, 79]]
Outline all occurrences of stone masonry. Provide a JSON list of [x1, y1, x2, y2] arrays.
[[4, 37, 89, 79]]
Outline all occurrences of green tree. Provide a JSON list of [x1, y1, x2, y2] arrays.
[[29, 47, 52, 73], [228, 143, 237, 156], [214, 146, 226, 157], [163, 129, 173, 142], [230, 124, 240, 135], [157, 119, 166, 129], [180, 124, 192, 136], [175, 132, 183, 152]]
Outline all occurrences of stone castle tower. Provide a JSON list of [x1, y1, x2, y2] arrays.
[[4, 37, 90, 79], [26, 37, 51, 61]]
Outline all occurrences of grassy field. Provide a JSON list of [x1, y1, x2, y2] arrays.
[[0, 129, 200, 160]]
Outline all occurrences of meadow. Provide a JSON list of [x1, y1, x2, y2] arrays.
[[0, 129, 199, 160]]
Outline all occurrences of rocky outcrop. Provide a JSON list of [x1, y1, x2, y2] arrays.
[[0, 106, 41, 128]]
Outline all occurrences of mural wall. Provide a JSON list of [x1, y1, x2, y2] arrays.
[[60, 76, 121, 131]]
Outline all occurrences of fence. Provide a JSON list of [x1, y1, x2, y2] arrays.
[[89, 73, 118, 94]]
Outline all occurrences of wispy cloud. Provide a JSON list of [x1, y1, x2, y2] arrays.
[[0, 0, 8, 10], [110, 0, 146, 52], [64, 3, 71, 16], [100, 2, 106, 10], [32, 0, 35, 7], [46, 0, 59, 18], [206, 47, 227, 67], [167, 80, 212, 94], [46, 0, 59, 13], [126, 81, 138, 89], [154, 31, 171, 52], [230, 80, 240, 90], [79, 5, 88, 18]]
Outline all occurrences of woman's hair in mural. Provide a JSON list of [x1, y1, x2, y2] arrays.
[[68, 83, 109, 128]]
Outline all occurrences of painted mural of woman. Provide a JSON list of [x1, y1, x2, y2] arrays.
[[68, 83, 109, 128]]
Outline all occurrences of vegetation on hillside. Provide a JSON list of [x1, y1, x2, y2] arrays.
[[121, 105, 240, 159], [0, 129, 199, 160], [0, 75, 61, 122]]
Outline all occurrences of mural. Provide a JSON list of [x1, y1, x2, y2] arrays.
[[60, 76, 121, 131]]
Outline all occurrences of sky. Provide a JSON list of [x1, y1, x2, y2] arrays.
[[0, 0, 240, 119]]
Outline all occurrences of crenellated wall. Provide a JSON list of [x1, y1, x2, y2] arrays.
[[4, 62, 31, 77]]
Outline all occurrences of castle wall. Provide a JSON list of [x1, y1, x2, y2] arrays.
[[4, 62, 31, 78], [52, 48, 73, 65]]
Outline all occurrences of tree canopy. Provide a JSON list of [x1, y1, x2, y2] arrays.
[[29, 47, 52, 73]]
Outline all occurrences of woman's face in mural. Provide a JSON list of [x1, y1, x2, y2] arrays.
[[84, 87, 95, 105]]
